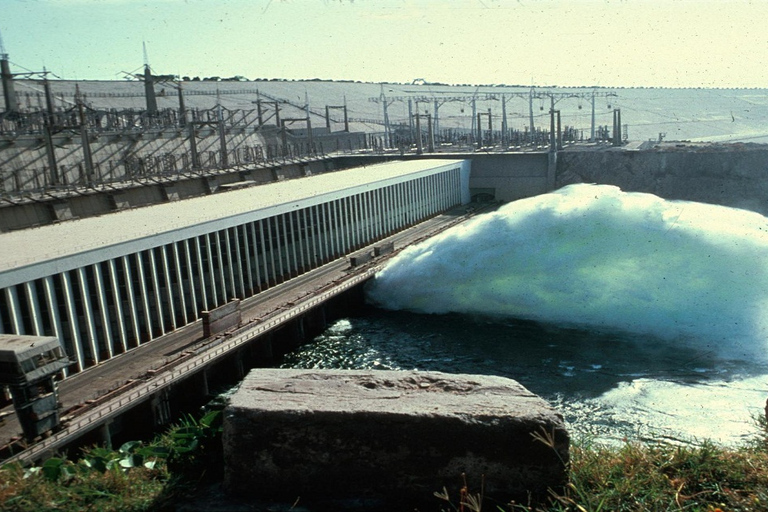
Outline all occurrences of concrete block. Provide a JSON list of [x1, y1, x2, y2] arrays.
[[50, 201, 75, 221], [349, 251, 373, 267], [202, 299, 241, 338], [373, 241, 394, 257], [223, 369, 569, 509], [110, 193, 131, 211], [162, 185, 180, 201]]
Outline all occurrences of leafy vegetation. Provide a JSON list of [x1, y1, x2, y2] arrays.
[[0, 409, 222, 512]]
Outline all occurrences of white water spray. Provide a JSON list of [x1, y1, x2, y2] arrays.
[[366, 184, 768, 359]]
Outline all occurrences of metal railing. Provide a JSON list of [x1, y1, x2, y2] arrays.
[[4, 269, 376, 465]]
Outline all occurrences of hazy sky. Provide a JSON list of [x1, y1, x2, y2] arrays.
[[2, 0, 767, 88]]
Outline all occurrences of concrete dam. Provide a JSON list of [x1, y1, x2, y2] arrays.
[[3, 73, 768, 465]]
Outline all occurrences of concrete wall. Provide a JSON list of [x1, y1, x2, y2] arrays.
[[556, 144, 768, 214], [468, 153, 550, 202]]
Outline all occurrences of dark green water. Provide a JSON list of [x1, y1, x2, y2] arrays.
[[280, 307, 768, 445]]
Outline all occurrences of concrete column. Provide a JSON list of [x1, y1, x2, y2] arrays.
[[107, 260, 129, 353], [259, 219, 275, 286], [23, 282, 43, 336], [547, 150, 557, 192], [318, 204, 328, 262], [148, 249, 166, 335], [356, 194, 364, 245], [336, 200, 347, 253], [393, 184, 402, 230], [264, 219, 279, 284], [289, 212, 302, 273], [283, 214, 297, 276], [443, 172, 450, 210], [308, 206, 320, 266], [43, 277, 64, 346], [214, 231, 231, 302], [194, 237, 210, 311], [319, 203, 330, 260], [122, 256, 142, 346], [345, 197, 356, 249], [160, 246, 177, 331], [414, 178, 423, 220], [342, 199, 352, 252], [4, 286, 22, 334], [249, 223, 264, 292], [300, 209, 311, 269], [329, 201, 338, 258], [93, 263, 115, 359], [370, 190, 379, 240], [375, 189, 383, 238], [275, 215, 288, 277], [77, 267, 100, 365], [213, 231, 230, 300], [172, 243, 189, 325], [431, 174, 439, 214], [99, 421, 113, 450], [223, 229, 238, 299], [201, 369, 210, 397], [240, 225, 255, 296], [62, 272, 85, 371], [134, 253, 152, 342], [203, 235, 217, 306]]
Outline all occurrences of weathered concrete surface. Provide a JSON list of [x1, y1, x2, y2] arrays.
[[557, 143, 768, 214], [223, 369, 568, 509]]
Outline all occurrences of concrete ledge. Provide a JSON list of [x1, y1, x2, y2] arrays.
[[223, 369, 569, 509]]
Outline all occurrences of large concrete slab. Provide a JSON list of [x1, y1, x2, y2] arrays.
[[223, 369, 568, 510]]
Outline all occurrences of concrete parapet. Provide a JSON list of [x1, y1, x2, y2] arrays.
[[223, 369, 569, 509], [202, 299, 242, 338]]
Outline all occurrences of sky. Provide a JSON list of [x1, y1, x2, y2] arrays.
[[1, 0, 768, 88]]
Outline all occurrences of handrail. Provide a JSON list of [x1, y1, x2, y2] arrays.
[[3, 269, 376, 465]]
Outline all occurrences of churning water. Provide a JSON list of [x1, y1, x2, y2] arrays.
[[282, 184, 768, 445]]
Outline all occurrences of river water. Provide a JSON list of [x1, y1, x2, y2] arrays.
[[281, 184, 768, 446]]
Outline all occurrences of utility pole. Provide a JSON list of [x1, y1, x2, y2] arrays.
[[217, 89, 228, 168], [142, 42, 157, 115], [433, 99, 440, 143], [177, 80, 186, 126], [256, 90, 263, 126], [501, 95, 508, 147], [305, 91, 313, 151], [426, 113, 434, 153], [590, 90, 596, 142], [43, 74, 58, 185], [0, 29, 18, 114], [528, 88, 535, 143], [408, 99, 414, 144], [76, 86, 95, 185], [413, 113, 423, 155], [613, 108, 622, 146]]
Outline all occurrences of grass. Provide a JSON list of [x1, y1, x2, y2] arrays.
[[0, 409, 223, 512], [3, 412, 768, 511]]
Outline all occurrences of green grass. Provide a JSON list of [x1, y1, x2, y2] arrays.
[[0, 409, 223, 512], [3, 412, 768, 511]]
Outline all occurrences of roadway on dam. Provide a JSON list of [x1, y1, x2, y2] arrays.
[[0, 202, 487, 463]]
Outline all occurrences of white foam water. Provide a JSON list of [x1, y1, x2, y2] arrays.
[[367, 183, 768, 361]]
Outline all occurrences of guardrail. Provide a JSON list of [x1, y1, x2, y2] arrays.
[[4, 269, 376, 465]]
